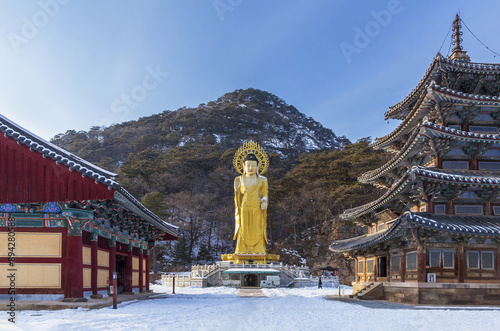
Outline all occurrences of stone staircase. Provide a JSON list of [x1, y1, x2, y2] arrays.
[[351, 282, 384, 300]]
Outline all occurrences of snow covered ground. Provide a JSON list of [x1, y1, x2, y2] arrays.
[[3, 285, 500, 331]]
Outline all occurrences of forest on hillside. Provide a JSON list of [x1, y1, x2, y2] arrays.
[[51, 89, 388, 282]]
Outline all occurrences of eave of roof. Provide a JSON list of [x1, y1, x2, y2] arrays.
[[360, 122, 500, 184], [373, 84, 500, 151], [386, 56, 500, 120], [342, 166, 500, 220], [331, 211, 500, 253], [0, 113, 178, 238]]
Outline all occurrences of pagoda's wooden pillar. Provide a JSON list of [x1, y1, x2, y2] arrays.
[[470, 156, 478, 170], [401, 251, 406, 282], [427, 200, 433, 214], [435, 157, 443, 168], [354, 258, 359, 283], [363, 258, 367, 283], [65, 234, 84, 298], [109, 241, 116, 288], [457, 241, 465, 283], [386, 253, 391, 282], [485, 201, 491, 216], [461, 122, 468, 132], [139, 250, 144, 293], [447, 200, 454, 215], [417, 249, 426, 282], [91, 235, 98, 295], [124, 245, 133, 293], [146, 250, 150, 291]]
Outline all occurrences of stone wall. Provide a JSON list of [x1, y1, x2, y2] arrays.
[[382, 282, 500, 305]]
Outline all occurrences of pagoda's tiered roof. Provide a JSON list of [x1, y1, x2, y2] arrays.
[[360, 122, 500, 186], [341, 166, 500, 220], [386, 55, 500, 120], [374, 83, 500, 151], [331, 211, 500, 253]]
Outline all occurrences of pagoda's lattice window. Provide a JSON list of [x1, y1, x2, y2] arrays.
[[366, 259, 374, 274], [358, 260, 364, 274], [434, 204, 447, 214], [482, 252, 495, 270], [455, 205, 483, 215], [478, 162, 500, 170], [429, 249, 455, 268], [442, 161, 469, 170], [492, 206, 500, 215], [390, 254, 401, 272], [406, 251, 417, 271], [467, 251, 495, 270]]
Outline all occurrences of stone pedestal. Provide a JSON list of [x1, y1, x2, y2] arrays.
[[221, 253, 280, 264]]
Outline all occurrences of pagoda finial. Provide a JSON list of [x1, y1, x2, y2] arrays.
[[449, 14, 470, 62]]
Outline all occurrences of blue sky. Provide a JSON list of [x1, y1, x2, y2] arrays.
[[1, 0, 499, 143]]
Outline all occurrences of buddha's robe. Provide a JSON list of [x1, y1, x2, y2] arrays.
[[233, 174, 268, 254]]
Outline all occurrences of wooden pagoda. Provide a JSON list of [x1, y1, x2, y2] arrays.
[[330, 15, 500, 304], [0, 114, 177, 300]]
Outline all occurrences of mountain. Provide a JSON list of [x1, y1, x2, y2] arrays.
[[51, 88, 349, 173], [50, 88, 356, 274]]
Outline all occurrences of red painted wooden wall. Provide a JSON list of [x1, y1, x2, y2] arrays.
[[0, 134, 115, 203]]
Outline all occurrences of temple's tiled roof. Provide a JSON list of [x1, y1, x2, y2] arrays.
[[0, 113, 178, 237], [374, 83, 500, 151], [404, 212, 500, 236], [341, 166, 500, 220], [386, 55, 500, 120], [331, 211, 500, 252], [360, 122, 500, 185]]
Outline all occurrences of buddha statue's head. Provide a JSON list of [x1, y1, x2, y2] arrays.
[[243, 153, 259, 176]]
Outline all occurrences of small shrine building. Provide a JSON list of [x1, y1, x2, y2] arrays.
[[0, 114, 178, 300], [330, 15, 500, 304]]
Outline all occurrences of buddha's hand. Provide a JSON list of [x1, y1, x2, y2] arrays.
[[261, 197, 268, 210]]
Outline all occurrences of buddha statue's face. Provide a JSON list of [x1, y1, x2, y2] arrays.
[[244, 160, 258, 176]]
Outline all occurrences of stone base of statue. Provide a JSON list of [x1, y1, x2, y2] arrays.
[[221, 253, 280, 264]]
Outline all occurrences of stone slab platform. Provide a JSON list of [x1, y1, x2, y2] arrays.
[[237, 289, 266, 297], [0, 292, 164, 311]]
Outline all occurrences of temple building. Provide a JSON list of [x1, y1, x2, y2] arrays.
[[330, 15, 500, 304], [0, 114, 178, 300]]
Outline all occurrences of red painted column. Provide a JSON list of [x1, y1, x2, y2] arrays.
[[65, 234, 84, 298], [146, 250, 150, 291], [109, 242, 116, 289], [124, 246, 133, 293], [91, 237, 98, 295], [139, 250, 144, 293]]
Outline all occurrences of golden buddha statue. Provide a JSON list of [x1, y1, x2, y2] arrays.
[[221, 140, 279, 263], [234, 153, 268, 254]]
